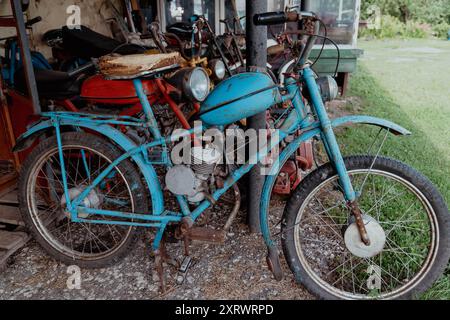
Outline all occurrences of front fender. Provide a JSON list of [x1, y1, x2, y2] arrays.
[[260, 115, 410, 248], [331, 115, 411, 136], [13, 118, 165, 216]]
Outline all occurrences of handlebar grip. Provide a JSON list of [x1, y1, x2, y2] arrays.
[[267, 44, 285, 56], [253, 11, 300, 26], [25, 16, 42, 28]]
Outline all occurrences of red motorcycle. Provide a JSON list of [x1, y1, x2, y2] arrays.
[[16, 55, 202, 135]]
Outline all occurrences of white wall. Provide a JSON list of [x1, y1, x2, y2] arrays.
[[0, 0, 121, 57]]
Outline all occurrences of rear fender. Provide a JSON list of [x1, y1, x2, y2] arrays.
[[13, 119, 165, 215]]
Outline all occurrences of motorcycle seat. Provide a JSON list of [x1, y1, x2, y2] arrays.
[[166, 22, 194, 41], [14, 68, 83, 99], [98, 52, 182, 79], [61, 26, 146, 59]]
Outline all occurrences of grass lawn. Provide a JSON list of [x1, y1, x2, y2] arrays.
[[335, 38, 450, 299], [359, 39, 450, 160]]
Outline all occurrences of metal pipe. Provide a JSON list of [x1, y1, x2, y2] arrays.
[[302, 0, 312, 11], [246, 0, 268, 233], [10, 0, 41, 114]]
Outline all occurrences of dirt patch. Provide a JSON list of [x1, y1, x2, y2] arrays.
[[327, 96, 364, 120]]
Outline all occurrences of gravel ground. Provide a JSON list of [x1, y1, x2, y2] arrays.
[[0, 209, 313, 300]]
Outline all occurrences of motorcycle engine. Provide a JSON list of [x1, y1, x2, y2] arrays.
[[165, 146, 222, 203]]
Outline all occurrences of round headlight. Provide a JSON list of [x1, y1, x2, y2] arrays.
[[185, 67, 211, 102], [209, 59, 226, 80], [316, 76, 339, 102]]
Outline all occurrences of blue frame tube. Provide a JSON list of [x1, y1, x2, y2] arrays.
[[53, 119, 73, 211], [303, 67, 356, 201], [134, 79, 193, 216], [133, 79, 163, 140], [75, 207, 181, 223]]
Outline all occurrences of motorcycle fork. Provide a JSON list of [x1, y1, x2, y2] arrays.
[[303, 68, 370, 245]]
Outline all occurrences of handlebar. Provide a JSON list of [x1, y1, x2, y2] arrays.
[[67, 61, 96, 78], [254, 11, 320, 70], [25, 16, 42, 28], [267, 43, 286, 56], [253, 11, 316, 26]]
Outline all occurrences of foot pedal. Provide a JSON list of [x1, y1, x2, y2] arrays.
[[266, 246, 284, 281], [187, 227, 226, 244], [176, 256, 193, 285]]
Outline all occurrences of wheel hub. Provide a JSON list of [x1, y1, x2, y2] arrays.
[[61, 186, 102, 219], [344, 215, 386, 258]]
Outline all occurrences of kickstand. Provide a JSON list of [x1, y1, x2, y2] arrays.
[[160, 235, 179, 268], [154, 236, 179, 294], [154, 249, 166, 293]]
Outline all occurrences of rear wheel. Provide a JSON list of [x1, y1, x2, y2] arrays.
[[282, 156, 450, 299], [18, 132, 148, 268]]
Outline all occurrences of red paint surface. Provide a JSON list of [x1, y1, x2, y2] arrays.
[[81, 75, 161, 105]]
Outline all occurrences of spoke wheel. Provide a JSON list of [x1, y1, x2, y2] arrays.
[[19, 133, 148, 268], [282, 156, 450, 300]]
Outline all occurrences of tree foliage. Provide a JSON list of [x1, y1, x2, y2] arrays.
[[361, 0, 450, 25], [360, 0, 450, 38]]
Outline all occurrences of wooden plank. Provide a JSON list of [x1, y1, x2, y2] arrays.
[[0, 231, 29, 267], [0, 189, 18, 205], [310, 48, 364, 59], [0, 204, 24, 226], [0, 183, 17, 203], [0, 17, 17, 27], [313, 58, 359, 75], [0, 251, 6, 272], [309, 48, 364, 76], [0, 173, 17, 196], [0, 231, 28, 251]]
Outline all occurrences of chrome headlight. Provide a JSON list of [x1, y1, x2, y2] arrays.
[[209, 59, 226, 80], [184, 67, 211, 102], [316, 76, 339, 102]]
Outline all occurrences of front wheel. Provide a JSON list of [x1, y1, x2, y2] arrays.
[[282, 156, 450, 300]]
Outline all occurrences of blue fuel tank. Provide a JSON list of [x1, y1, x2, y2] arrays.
[[199, 72, 282, 126]]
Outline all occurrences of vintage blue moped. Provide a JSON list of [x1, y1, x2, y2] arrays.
[[14, 11, 450, 299]]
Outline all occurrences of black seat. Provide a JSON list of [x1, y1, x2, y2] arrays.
[[14, 68, 82, 99], [61, 26, 146, 59], [166, 22, 194, 41]]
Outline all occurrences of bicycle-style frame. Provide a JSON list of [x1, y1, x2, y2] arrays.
[[14, 65, 411, 255]]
